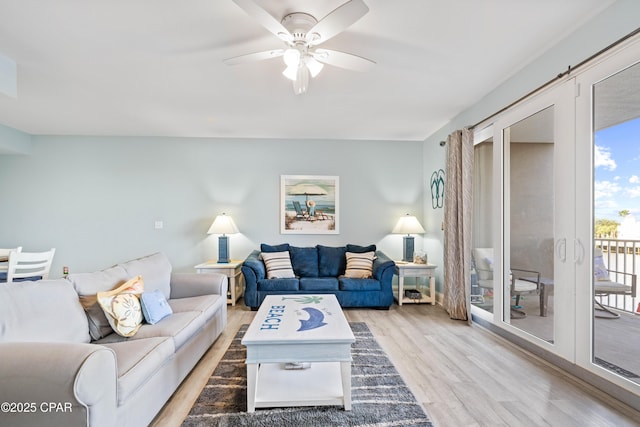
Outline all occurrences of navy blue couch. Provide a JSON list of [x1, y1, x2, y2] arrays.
[[242, 243, 396, 310]]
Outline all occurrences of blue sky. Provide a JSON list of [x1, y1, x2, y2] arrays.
[[594, 117, 640, 221]]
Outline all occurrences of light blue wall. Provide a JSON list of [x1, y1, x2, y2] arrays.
[[0, 135, 424, 275], [0, 123, 31, 154], [422, 141, 446, 296]]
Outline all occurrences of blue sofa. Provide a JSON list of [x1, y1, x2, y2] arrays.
[[242, 243, 396, 310]]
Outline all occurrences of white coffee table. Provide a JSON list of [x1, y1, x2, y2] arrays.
[[241, 294, 355, 412]]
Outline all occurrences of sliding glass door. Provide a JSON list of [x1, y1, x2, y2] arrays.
[[472, 127, 495, 315], [472, 32, 640, 398], [472, 82, 575, 358], [576, 39, 640, 390]]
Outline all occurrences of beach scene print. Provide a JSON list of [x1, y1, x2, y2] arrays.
[[281, 175, 338, 234]]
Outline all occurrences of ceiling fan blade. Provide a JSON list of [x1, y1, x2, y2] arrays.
[[232, 0, 293, 42], [312, 49, 375, 72], [224, 49, 284, 66], [305, 0, 369, 45]]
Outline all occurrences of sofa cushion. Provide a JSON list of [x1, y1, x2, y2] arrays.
[[119, 252, 172, 299], [257, 278, 299, 291], [134, 311, 203, 350], [99, 337, 174, 405], [300, 277, 339, 291], [141, 289, 173, 325], [344, 251, 376, 278], [68, 265, 130, 341], [97, 311, 203, 352], [260, 243, 290, 253], [317, 245, 347, 277], [339, 277, 381, 291], [168, 294, 223, 323], [0, 280, 91, 343], [261, 251, 295, 278], [346, 244, 377, 253], [289, 246, 319, 277], [97, 276, 145, 338]]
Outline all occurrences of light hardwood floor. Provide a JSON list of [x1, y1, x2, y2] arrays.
[[152, 302, 640, 426]]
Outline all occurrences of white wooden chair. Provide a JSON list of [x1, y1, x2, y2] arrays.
[[0, 246, 22, 279], [4, 248, 56, 283]]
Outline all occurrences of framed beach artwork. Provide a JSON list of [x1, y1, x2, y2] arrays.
[[281, 175, 339, 234]]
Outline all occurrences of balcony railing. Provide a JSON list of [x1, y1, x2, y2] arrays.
[[594, 238, 639, 314]]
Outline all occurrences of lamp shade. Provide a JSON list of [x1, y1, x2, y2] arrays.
[[207, 213, 239, 235], [392, 214, 425, 235]]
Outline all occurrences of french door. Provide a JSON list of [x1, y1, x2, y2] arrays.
[[472, 34, 640, 396], [471, 82, 576, 360], [575, 37, 640, 391]]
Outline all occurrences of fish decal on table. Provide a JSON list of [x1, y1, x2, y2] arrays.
[[297, 307, 327, 331]]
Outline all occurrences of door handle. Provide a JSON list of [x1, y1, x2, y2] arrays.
[[556, 238, 567, 263], [574, 238, 585, 265]]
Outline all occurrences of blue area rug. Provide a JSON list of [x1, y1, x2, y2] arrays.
[[183, 322, 434, 426]]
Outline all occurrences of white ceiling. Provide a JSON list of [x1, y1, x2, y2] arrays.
[[0, 0, 615, 142]]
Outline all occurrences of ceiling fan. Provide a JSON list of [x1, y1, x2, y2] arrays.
[[225, 0, 375, 95]]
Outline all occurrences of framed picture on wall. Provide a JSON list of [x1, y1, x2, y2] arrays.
[[281, 175, 339, 234]]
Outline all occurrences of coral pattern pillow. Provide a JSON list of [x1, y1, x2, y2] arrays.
[[343, 251, 376, 278], [97, 275, 144, 337], [261, 251, 296, 279]]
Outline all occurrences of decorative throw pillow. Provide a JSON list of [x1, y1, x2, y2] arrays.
[[261, 251, 296, 279], [594, 253, 610, 281], [140, 289, 173, 324], [97, 275, 144, 337], [343, 251, 376, 279]]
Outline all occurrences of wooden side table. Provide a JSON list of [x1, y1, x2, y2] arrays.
[[194, 260, 244, 306], [394, 262, 437, 306]]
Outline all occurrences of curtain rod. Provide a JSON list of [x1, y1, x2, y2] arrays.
[[471, 26, 640, 129]]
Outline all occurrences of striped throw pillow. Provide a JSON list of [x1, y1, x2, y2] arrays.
[[261, 251, 295, 279], [344, 251, 376, 278]]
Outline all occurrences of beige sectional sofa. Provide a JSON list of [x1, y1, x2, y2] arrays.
[[0, 252, 227, 427]]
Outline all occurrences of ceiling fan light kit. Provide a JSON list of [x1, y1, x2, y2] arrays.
[[227, 0, 375, 95]]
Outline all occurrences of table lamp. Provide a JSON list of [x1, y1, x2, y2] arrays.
[[392, 214, 425, 262], [207, 213, 239, 263]]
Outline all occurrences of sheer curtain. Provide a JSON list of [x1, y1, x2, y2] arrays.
[[443, 128, 474, 322]]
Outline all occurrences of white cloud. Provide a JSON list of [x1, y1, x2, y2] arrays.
[[594, 180, 621, 210], [595, 199, 618, 209], [595, 180, 621, 196], [625, 186, 640, 198], [594, 145, 617, 171], [630, 175, 640, 184]]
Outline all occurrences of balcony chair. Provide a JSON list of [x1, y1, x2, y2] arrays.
[[3, 248, 56, 283], [473, 247, 541, 319], [593, 248, 637, 319]]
